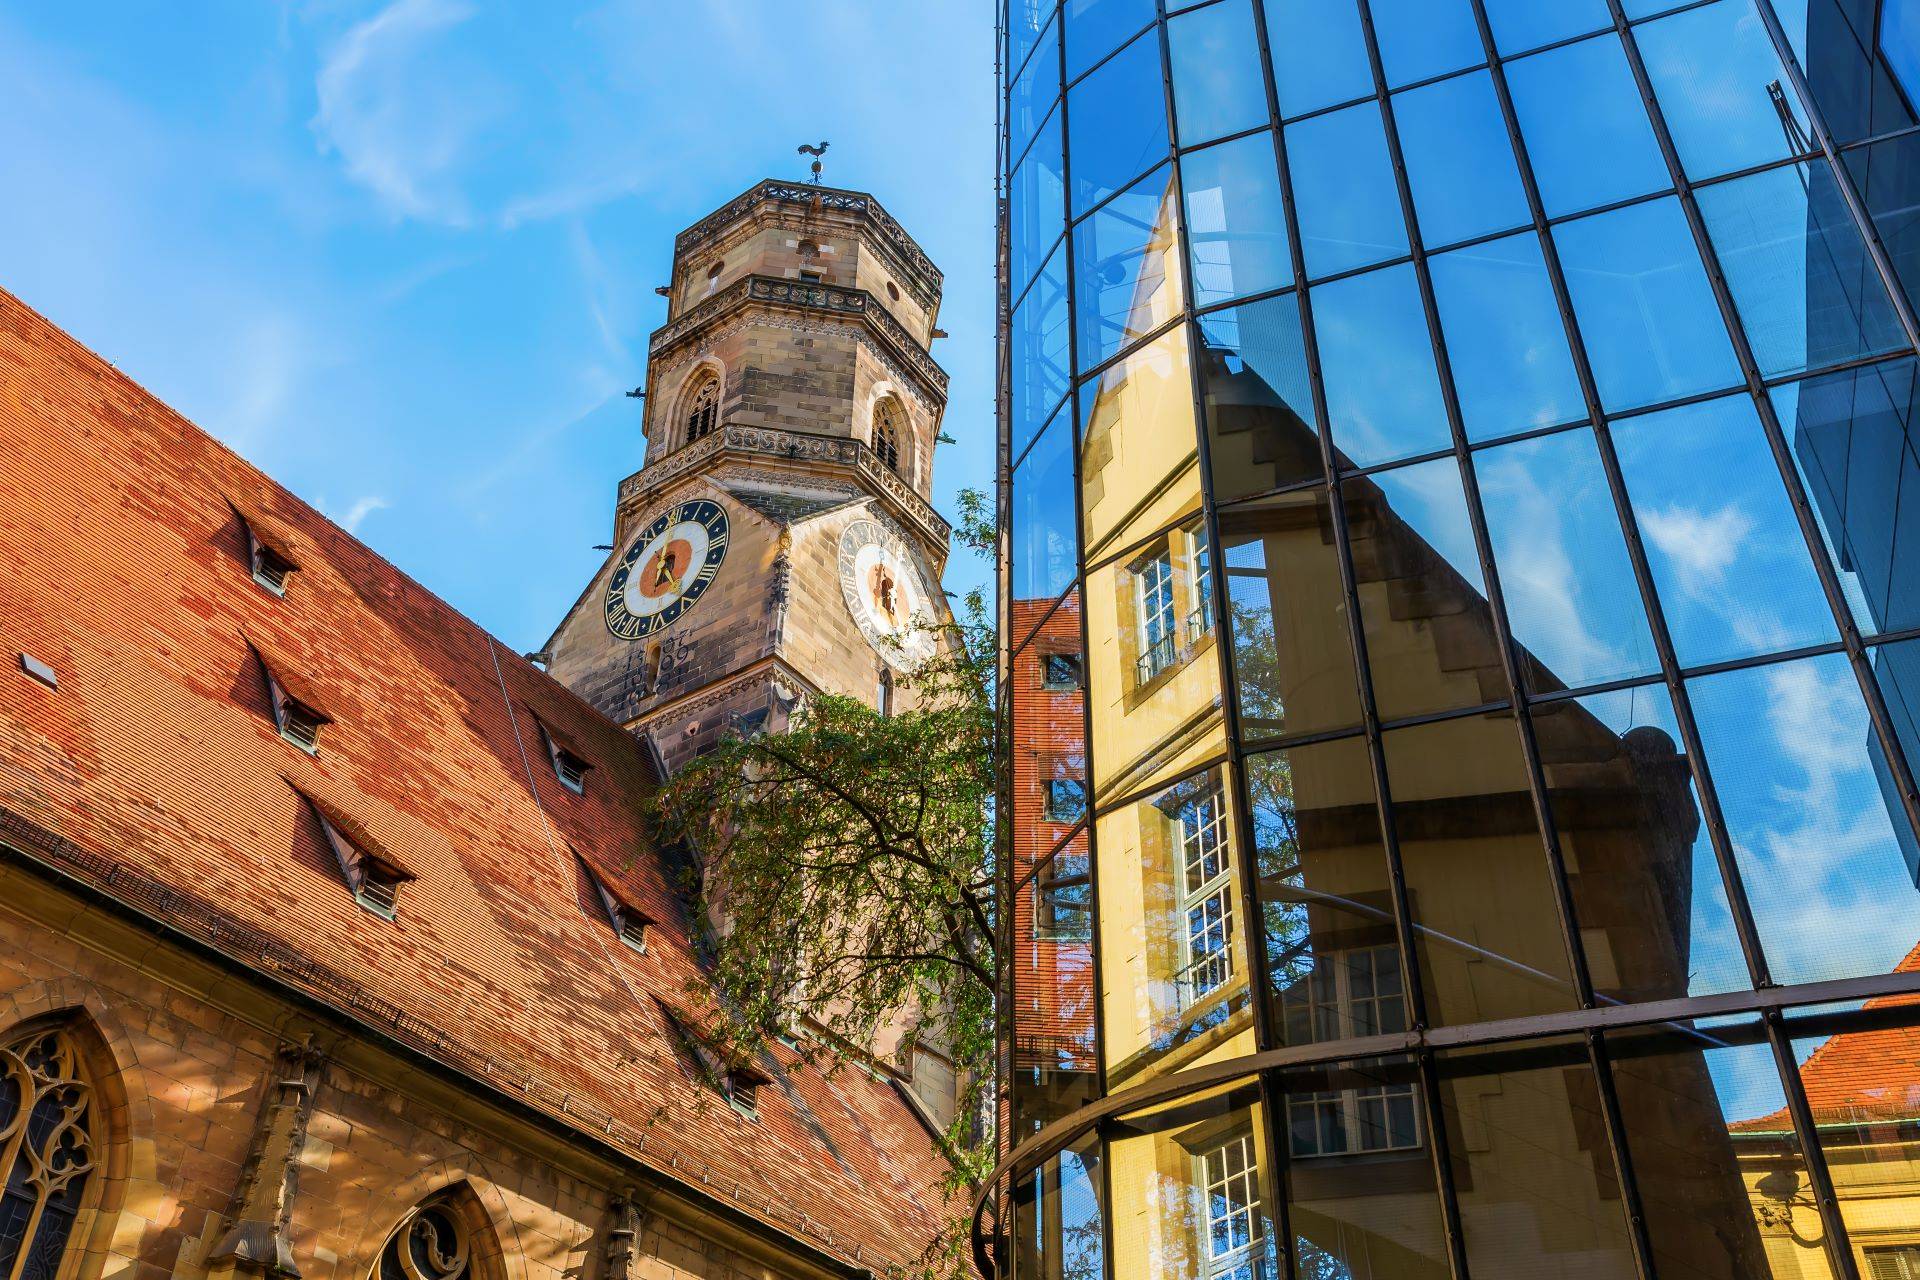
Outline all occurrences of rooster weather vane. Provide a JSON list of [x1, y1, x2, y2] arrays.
[[797, 140, 830, 184]]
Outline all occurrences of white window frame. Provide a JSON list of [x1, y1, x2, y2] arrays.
[[1136, 548, 1179, 683], [1282, 947, 1422, 1160], [1177, 776, 1235, 1008], [1197, 1132, 1263, 1280]]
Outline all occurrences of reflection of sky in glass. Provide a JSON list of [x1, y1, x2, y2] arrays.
[[1062, 0, 1156, 80], [1367, 458, 1485, 593], [1481, 0, 1608, 53], [1287, 102, 1409, 279], [1428, 232, 1585, 440], [1636, 0, 1807, 181], [1476, 429, 1660, 691], [1066, 29, 1169, 216], [1311, 263, 1450, 468], [1368, 0, 1482, 87], [1393, 71, 1529, 248], [1167, 0, 1267, 147], [1182, 133, 1293, 308], [1889, 0, 1920, 104], [1611, 395, 1839, 667], [1073, 163, 1178, 371], [1689, 653, 1920, 988], [1012, 408, 1079, 607], [1505, 34, 1669, 218], [1263, 0, 1370, 118], [1698, 1031, 1791, 1138]]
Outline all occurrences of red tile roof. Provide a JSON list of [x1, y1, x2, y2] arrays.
[[0, 288, 949, 1270]]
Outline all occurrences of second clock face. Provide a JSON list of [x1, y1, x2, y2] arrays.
[[604, 498, 730, 640]]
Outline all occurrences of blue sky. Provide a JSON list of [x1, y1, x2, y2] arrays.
[[0, 0, 998, 653]]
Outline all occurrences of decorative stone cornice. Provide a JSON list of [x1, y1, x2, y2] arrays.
[[675, 180, 942, 304], [617, 423, 952, 551], [649, 274, 949, 399]]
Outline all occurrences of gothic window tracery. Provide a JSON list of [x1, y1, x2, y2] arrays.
[[0, 1023, 98, 1280], [684, 375, 720, 445], [377, 1197, 473, 1280]]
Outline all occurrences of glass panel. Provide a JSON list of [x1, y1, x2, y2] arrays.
[[1067, 28, 1170, 217], [1507, 34, 1670, 219], [1789, 1005, 1920, 1274], [1689, 653, 1920, 986], [1009, 11, 1062, 173], [1012, 408, 1080, 637], [1873, 637, 1920, 889], [1368, 0, 1484, 88], [1248, 738, 1406, 1048], [1612, 395, 1839, 667], [1182, 132, 1293, 310], [1343, 459, 1497, 723], [1199, 296, 1321, 503], [1428, 232, 1585, 441], [1532, 685, 1752, 1004], [1264, 0, 1372, 119], [1477, 428, 1661, 694], [1555, 196, 1743, 412], [1772, 358, 1920, 637], [1086, 527, 1227, 799], [1073, 162, 1185, 372], [1383, 713, 1581, 1026], [1012, 243, 1073, 462], [1014, 1135, 1105, 1280], [1843, 132, 1920, 323], [1063, 0, 1156, 81], [1437, 1040, 1638, 1279], [1110, 1083, 1278, 1280], [1287, 102, 1409, 280], [1311, 263, 1451, 470], [1011, 108, 1067, 305], [1697, 161, 1910, 380], [1638, 0, 1811, 181], [1482, 0, 1609, 54], [1168, 0, 1268, 147], [1392, 70, 1529, 249], [1219, 492, 1363, 740], [1605, 1017, 1829, 1279], [1080, 326, 1199, 565], [1096, 766, 1252, 1084], [1009, 0, 1058, 88], [1770, 0, 1919, 147]]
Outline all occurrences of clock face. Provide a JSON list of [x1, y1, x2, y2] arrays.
[[838, 519, 937, 668], [604, 498, 730, 640]]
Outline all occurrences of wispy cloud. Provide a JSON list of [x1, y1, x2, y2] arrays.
[[1639, 502, 1753, 589], [337, 495, 391, 534]]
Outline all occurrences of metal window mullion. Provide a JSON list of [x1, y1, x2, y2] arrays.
[[1763, 1009, 1865, 1280], [1607, 0, 1920, 891], [1352, 0, 1601, 1024], [1584, 1032, 1659, 1280], [1464, 0, 1779, 994]]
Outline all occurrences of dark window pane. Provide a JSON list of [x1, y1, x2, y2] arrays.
[[1311, 264, 1451, 470], [1384, 714, 1581, 1025], [1280, 1055, 1451, 1279], [1698, 162, 1909, 379], [1773, 358, 1920, 637], [1182, 132, 1293, 309], [1012, 408, 1080, 626], [1343, 459, 1495, 723], [1062, 0, 1155, 81], [1771, 0, 1919, 146], [1507, 34, 1670, 218], [1199, 296, 1321, 502], [1842, 132, 1920, 323], [1612, 395, 1839, 667], [1013, 1136, 1104, 1280], [1073, 163, 1184, 371], [1604, 1018, 1812, 1279], [1010, 107, 1066, 304], [1689, 653, 1920, 986], [1393, 70, 1529, 249], [1067, 29, 1169, 216], [1482, 0, 1608, 54], [1531, 685, 1751, 1003], [1219, 492, 1363, 740], [1872, 637, 1920, 887], [1168, 0, 1268, 147], [1264, 0, 1372, 118], [1288, 101, 1410, 279], [1368, 0, 1483, 87], [1555, 196, 1742, 411], [1639, 0, 1811, 181], [1428, 232, 1585, 441], [1008, 11, 1061, 172], [1011, 243, 1072, 462], [1477, 429, 1661, 693], [1438, 1040, 1639, 1279]]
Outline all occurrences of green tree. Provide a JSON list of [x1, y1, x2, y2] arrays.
[[652, 488, 1000, 1276]]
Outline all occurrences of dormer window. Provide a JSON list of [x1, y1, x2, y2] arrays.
[[724, 1065, 770, 1117], [234, 508, 298, 595], [659, 1002, 771, 1118], [581, 856, 651, 953], [296, 785, 413, 921], [539, 723, 589, 795], [251, 644, 331, 754]]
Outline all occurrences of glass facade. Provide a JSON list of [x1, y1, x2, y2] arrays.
[[994, 0, 1920, 1277]]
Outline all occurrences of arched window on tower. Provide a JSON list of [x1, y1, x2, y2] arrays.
[[877, 668, 894, 718], [684, 375, 720, 445], [872, 399, 907, 479], [0, 1020, 100, 1280]]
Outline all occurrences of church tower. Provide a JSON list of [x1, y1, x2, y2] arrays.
[[543, 179, 952, 776]]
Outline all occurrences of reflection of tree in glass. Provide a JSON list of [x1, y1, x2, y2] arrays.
[[1245, 748, 1313, 995]]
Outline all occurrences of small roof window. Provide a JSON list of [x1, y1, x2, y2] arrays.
[[580, 854, 651, 954], [540, 723, 590, 795], [232, 505, 299, 595], [249, 641, 331, 754], [294, 783, 414, 921]]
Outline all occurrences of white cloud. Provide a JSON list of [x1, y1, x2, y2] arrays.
[[1639, 502, 1753, 588], [338, 495, 390, 534]]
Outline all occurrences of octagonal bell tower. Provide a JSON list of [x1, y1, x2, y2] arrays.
[[543, 180, 954, 776]]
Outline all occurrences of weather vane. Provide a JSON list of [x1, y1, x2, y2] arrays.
[[796, 140, 830, 185]]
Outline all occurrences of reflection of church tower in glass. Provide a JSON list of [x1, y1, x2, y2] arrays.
[[541, 181, 953, 775]]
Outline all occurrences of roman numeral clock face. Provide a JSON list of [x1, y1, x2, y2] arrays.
[[603, 499, 730, 640]]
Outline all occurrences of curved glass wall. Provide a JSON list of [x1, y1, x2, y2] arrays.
[[998, 0, 1920, 1276]]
